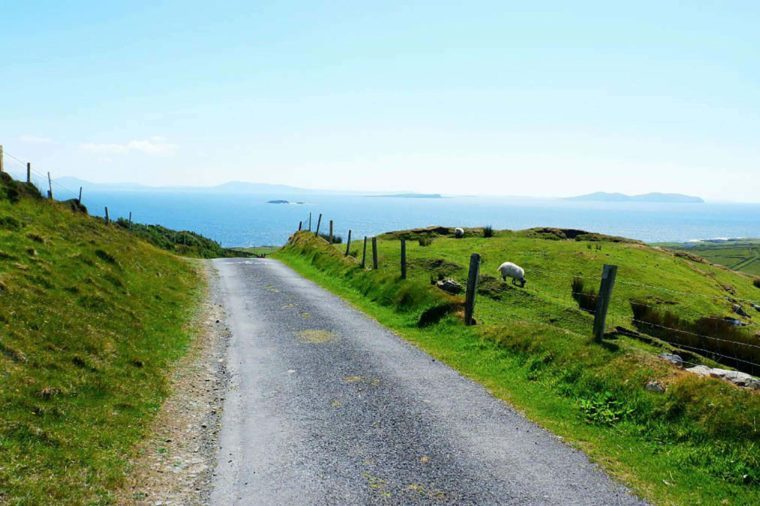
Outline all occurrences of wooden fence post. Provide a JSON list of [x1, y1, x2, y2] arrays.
[[128, 211, 132, 228], [27, 163, 31, 183], [464, 253, 481, 325], [308, 213, 312, 231], [329, 220, 334, 244], [47, 172, 53, 199], [0, 145, 4, 173], [315, 213, 322, 236], [400, 239, 407, 279], [361, 236, 368, 268], [298, 221, 302, 231], [104, 207, 110, 225], [77, 186, 82, 204], [345, 230, 352, 256], [372, 237, 378, 269], [593, 264, 618, 342]]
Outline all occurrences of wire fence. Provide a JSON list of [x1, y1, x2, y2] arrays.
[[290, 215, 760, 377], [2, 148, 83, 202]]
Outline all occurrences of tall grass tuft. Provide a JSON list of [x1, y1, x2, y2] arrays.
[[318, 232, 343, 244], [483, 225, 494, 238], [418, 236, 433, 247], [571, 276, 598, 312]]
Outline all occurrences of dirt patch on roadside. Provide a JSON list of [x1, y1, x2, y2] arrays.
[[117, 262, 230, 505]]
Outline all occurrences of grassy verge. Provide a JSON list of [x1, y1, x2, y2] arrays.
[[0, 174, 204, 504], [275, 231, 760, 505]]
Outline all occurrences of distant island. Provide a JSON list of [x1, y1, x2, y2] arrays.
[[567, 192, 704, 204], [267, 200, 290, 204], [366, 193, 444, 199]]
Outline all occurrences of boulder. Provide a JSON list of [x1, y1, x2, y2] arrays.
[[686, 365, 760, 390], [723, 317, 747, 327], [436, 278, 463, 295], [686, 365, 712, 377], [645, 380, 665, 393], [732, 304, 751, 318], [658, 353, 684, 367]]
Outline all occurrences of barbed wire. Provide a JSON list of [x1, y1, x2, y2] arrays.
[[630, 318, 760, 350], [627, 299, 759, 329], [3, 148, 82, 200], [674, 343, 760, 368]]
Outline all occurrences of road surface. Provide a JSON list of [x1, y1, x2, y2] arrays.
[[210, 258, 644, 505]]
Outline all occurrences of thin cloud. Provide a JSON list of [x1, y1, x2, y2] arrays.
[[19, 135, 54, 144], [80, 136, 177, 156]]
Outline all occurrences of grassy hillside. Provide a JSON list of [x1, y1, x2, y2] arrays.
[[276, 228, 760, 505], [660, 239, 760, 277], [113, 218, 246, 259], [0, 173, 203, 504]]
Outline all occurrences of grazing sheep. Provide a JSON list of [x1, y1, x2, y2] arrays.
[[454, 227, 465, 238], [497, 262, 526, 287]]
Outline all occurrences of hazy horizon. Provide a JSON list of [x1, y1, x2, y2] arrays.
[[39, 175, 726, 203], [1, 1, 758, 201]]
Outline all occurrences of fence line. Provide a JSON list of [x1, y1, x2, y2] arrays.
[[631, 319, 760, 350], [628, 299, 759, 329], [2, 148, 82, 201], [291, 216, 760, 376], [0, 146, 134, 226]]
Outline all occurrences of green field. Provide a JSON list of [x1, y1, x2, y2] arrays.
[[0, 174, 202, 504], [276, 228, 760, 505], [660, 239, 760, 277]]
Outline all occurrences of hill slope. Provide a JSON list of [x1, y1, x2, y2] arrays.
[[0, 173, 203, 503], [661, 239, 760, 276], [276, 228, 760, 505]]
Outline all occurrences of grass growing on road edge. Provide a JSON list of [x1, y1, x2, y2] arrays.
[[276, 231, 760, 506], [0, 174, 204, 504]]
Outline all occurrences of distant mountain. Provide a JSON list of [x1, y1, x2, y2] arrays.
[[567, 192, 704, 203], [55, 177, 326, 195]]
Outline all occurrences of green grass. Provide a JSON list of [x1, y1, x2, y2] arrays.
[[113, 218, 247, 259], [0, 174, 203, 504], [659, 239, 760, 277], [275, 229, 760, 505]]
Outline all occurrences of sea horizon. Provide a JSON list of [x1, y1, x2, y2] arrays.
[[63, 189, 760, 248]]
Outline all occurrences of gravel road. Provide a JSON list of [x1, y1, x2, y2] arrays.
[[209, 258, 645, 505]]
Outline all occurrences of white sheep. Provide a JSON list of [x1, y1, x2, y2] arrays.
[[454, 227, 465, 238], [497, 262, 526, 287]]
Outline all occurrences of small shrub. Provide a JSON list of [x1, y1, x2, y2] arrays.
[[578, 391, 633, 425], [318, 232, 343, 244], [754, 278, 760, 289], [571, 277, 598, 312], [418, 237, 433, 247], [483, 225, 494, 238]]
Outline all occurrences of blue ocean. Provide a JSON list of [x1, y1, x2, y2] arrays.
[[69, 191, 760, 248]]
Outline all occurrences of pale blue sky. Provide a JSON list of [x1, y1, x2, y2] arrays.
[[1, 1, 758, 201]]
